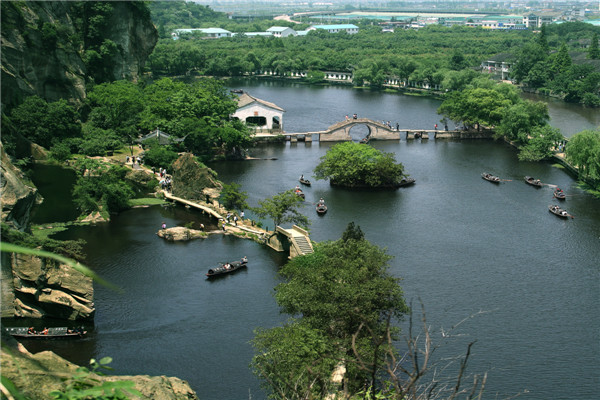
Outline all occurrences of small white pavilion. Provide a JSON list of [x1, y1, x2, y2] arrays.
[[232, 92, 285, 131]]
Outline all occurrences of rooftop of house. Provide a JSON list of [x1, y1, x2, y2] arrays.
[[311, 24, 359, 30], [266, 26, 294, 32], [235, 93, 285, 112]]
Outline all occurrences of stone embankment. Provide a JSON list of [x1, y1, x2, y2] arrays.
[[1, 336, 199, 400]]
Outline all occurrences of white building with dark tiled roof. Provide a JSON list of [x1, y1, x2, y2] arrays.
[[232, 92, 285, 131]]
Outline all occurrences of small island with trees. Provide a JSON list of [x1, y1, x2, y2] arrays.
[[314, 142, 413, 189]]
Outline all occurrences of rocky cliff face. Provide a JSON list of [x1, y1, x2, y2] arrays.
[[171, 153, 222, 202], [1, 336, 199, 400], [0, 143, 42, 231], [4, 252, 95, 320], [1, 1, 157, 110], [1, 143, 94, 320]]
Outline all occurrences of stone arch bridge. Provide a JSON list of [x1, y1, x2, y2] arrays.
[[319, 118, 399, 141]]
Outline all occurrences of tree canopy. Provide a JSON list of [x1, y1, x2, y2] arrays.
[[566, 129, 600, 189], [252, 223, 409, 398], [314, 142, 407, 188], [252, 189, 308, 230]]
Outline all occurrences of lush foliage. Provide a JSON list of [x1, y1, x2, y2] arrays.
[[145, 16, 600, 105], [85, 78, 251, 159], [147, 24, 531, 82], [141, 144, 179, 169], [438, 79, 563, 161], [517, 125, 563, 162], [566, 129, 600, 190], [314, 142, 406, 187], [5, 96, 81, 149], [252, 223, 408, 398], [1, 223, 85, 261], [511, 24, 600, 106], [71, 160, 151, 215], [220, 182, 249, 211], [252, 189, 308, 230]]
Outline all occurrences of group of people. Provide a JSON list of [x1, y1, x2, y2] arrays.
[[550, 204, 569, 216], [27, 327, 49, 335], [225, 212, 240, 225], [125, 155, 143, 165], [159, 176, 172, 191]]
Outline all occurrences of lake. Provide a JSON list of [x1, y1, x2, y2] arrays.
[[16, 80, 600, 400]]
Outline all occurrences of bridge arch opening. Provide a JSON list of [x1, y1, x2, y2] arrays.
[[348, 124, 371, 142]]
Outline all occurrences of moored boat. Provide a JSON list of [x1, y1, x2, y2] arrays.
[[294, 186, 305, 199], [553, 188, 566, 200], [481, 172, 500, 183], [4, 326, 87, 339], [548, 205, 573, 219], [316, 198, 327, 215], [299, 176, 311, 186], [525, 176, 543, 187], [397, 177, 415, 187], [206, 257, 248, 278]]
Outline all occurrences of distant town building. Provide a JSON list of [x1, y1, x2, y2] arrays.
[[172, 28, 232, 39], [481, 53, 514, 81], [309, 24, 359, 34], [523, 14, 555, 28], [266, 26, 298, 37]]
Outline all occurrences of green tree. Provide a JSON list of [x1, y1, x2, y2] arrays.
[[252, 321, 339, 400], [517, 125, 563, 161], [72, 163, 136, 215], [511, 42, 547, 83], [537, 23, 549, 53], [9, 96, 81, 149], [588, 32, 599, 60], [48, 142, 72, 163], [566, 129, 600, 186], [551, 43, 572, 75], [495, 101, 549, 143], [86, 80, 145, 154], [142, 145, 179, 169], [449, 49, 467, 70], [439, 86, 516, 130], [220, 182, 248, 211], [253, 224, 409, 397], [306, 70, 325, 84], [314, 142, 406, 188], [252, 190, 308, 230]]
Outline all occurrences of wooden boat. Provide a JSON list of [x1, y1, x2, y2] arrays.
[[548, 205, 573, 219], [316, 202, 327, 215], [206, 258, 248, 278], [553, 188, 566, 200], [397, 177, 415, 187], [4, 327, 87, 339], [481, 172, 500, 183], [299, 177, 311, 186], [359, 137, 370, 144], [525, 176, 543, 187], [294, 187, 305, 199]]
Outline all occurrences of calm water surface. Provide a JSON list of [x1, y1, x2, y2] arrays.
[[15, 82, 600, 400]]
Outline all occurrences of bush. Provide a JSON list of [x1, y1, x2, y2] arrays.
[[49, 142, 72, 162], [142, 146, 179, 169]]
